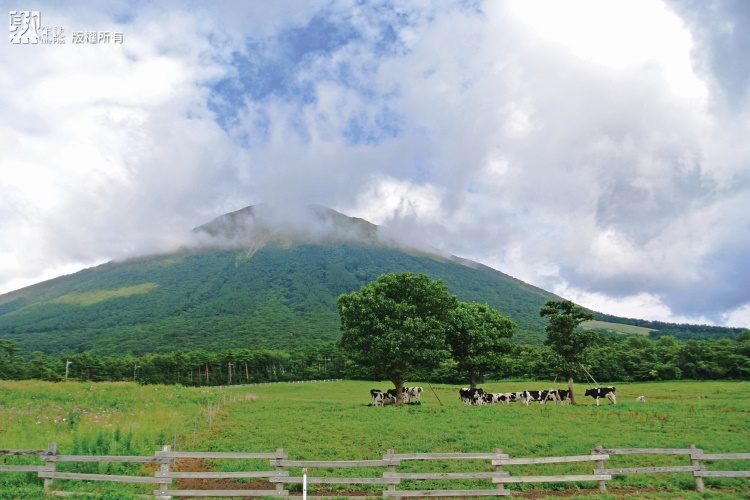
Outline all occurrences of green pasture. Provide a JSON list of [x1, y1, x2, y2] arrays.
[[0, 379, 748, 498], [582, 320, 654, 336]]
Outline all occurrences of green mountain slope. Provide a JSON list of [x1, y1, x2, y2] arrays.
[[0, 205, 742, 355], [0, 243, 558, 354]]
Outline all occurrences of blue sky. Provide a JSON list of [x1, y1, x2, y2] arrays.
[[1, 0, 749, 327]]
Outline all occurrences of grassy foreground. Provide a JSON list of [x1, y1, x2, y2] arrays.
[[0, 379, 748, 498], [0, 380, 257, 498]]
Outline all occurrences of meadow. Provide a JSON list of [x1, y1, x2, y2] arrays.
[[0, 379, 748, 498]]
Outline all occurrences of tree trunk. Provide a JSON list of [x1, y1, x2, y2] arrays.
[[568, 376, 576, 405], [469, 375, 476, 389], [394, 379, 404, 405]]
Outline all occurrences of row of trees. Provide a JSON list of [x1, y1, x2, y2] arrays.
[[1, 333, 748, 385], [0, 340, 346, 383]]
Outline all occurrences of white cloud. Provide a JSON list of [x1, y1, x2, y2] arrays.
[[0, 1, 747, 329]]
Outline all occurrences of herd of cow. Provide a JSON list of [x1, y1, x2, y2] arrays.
[[369, 387, 423, 406], [369, 386, 617, 406], [458, 386, 616, 406]]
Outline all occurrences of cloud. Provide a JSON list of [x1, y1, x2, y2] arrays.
[[0, 1, 748, 328]]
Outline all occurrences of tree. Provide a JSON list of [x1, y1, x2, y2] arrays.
[[540, 300, 595, 404], [337, 273, 457, 402], [446, 302, 516, 388]]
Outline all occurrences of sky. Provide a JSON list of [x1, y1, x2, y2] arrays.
[[1, 0, 748, 328]]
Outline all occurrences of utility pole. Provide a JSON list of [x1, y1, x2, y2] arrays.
[[323, 356, 331, 372], [133, 365, 140, 381], [64, 360, 72, 381]]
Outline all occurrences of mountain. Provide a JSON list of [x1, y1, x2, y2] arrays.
[[0, 205, 742, 355]]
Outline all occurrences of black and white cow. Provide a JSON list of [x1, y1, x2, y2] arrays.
[[585, 386, 617, 406], [370, 389, 385, 406], [555, 389, 571, 404], [459, 387, 486, 405], [405, 386, 424, 402], [386, 387, 412, 403], [508, 392, 524, 403], [539, 389, 556, 404], [521, 390, 542, 406]]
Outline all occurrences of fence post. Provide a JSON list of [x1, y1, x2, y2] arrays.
[[274, 448, 285, 493], [156, 445, 171, 499], [43, 442, 56, 492], [493, 447, 507, 496], [593, 444, 607, 493], [690, 444, 704, 493], [386, 448, 397, 494]]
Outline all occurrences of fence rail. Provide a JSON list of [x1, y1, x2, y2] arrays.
[[1, 443, 748, 498]]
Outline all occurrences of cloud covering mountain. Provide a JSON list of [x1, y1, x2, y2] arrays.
[[0, 0, 748, 327]]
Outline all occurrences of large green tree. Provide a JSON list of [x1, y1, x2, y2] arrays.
[[447, 302, 516, 388], [540, 300, 595, 404], [337, 273, 457, 402]]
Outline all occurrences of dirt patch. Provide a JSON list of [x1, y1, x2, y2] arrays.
[[173, 458, 276, 491], [513, 486, 663, 498]]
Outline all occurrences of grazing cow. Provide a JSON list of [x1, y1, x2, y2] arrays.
[[539, 389, 558, 404], [636, 395, 646, 402], [522, 390, 542, 406], [509, 392, 524, 403], [555, 389, 571, 403], [585, 386, 617, 406], [495, 393, 511, 405], [501, 393, 515, 404], [485, 393, 508, 405], [479, 393, 510, 405], [459, 387, 486, 405]]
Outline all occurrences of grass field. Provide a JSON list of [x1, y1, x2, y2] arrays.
[[581, 320, 654, 336], [0, 379, 748, 498]]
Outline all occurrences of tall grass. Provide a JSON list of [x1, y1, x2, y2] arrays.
[[0, 380, 257, 496]]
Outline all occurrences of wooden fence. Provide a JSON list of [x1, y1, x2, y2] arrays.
[[1, 444, 748, 497]]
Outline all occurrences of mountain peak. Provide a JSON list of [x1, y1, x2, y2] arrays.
[[193, 203, 379, 247]]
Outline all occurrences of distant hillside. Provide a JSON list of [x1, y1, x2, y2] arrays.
[[0, 243, 560, 354], [0, 205, 741, 355], [592, 312, 746, 340]]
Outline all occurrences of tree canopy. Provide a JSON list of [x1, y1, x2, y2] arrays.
[[337, 273, 457, 398], [447, 301, 516, 388]]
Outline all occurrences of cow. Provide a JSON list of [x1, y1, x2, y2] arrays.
[[405, 386, 424, 402], [485, 393, 509, 405], [585, 386, 617, 406], [555, 389, 571, 404], [521, 390, 542, 406], [539, 389, 558, 404], [508, 392, 524, 403], [636, 395, 646, 402], [459, 387, 486, 405], [370, 389, 385, 407], [386, 388, 410, 404], [495, 393, 511, 405]]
